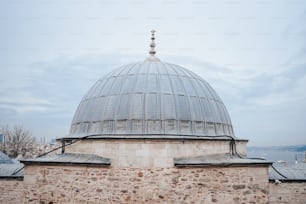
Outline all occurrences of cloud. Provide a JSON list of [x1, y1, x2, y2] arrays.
[[246, 74, 306, 107], [0, 95, 52, 113], [0, 54, 128, 114]]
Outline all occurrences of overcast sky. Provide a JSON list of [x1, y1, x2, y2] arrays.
[[0, 0, 305, 146]]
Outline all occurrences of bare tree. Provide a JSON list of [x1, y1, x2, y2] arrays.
[[0, 125, 35, 158]]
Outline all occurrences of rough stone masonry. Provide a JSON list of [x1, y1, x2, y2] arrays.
[[2, 165, 270, 204]]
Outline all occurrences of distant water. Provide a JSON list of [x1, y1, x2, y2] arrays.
[[247, 148, 305, 164]]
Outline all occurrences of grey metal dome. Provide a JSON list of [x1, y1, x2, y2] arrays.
[[69, 60, 235, 139]]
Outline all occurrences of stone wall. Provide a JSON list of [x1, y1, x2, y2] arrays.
[[20, 165, 269, 204], [269, 182, 306, 204], [0, 179, 24, 203], [1, 164, 306, 203], [65, 139, 247, 167]]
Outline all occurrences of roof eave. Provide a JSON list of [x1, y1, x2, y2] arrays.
[[58, 134, 249, 142], [20, 160, 110, 167], [175, 162, 272, 168]]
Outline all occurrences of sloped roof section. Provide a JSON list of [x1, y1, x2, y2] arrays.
[[20, 153, 111, 167], [269, 163, 306, 182], [0, 151, 13, 164], [174, 153, 272, 167], [0, 152, 24, 179], [0, 163, 24, 179]]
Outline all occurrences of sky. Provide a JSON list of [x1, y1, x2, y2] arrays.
[[0, 0, 305, 146]]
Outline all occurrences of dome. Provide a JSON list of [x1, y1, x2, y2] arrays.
[[69, 60, 235, 139], [68, 30, 234, 139]]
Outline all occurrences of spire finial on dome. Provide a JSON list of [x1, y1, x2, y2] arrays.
[[149, 30, 156, 56], [146, 30, 160, 62]]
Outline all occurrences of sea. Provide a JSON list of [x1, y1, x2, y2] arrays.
[[247, 147, 306, 165]]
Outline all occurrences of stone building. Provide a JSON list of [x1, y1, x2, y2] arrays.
[[0, 31, 305, 203]]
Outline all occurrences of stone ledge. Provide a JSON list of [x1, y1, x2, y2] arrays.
[[174, 153, 272, 167], [20, 153, 111, 167]]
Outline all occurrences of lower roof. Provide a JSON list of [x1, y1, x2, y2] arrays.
[[174, 153, 272, 167], [20, 153, 111, 167], [269, 163, 306, 182], [0, 163, 24, 179]]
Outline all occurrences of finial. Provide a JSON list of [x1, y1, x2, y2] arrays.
[[149, 30, 156, 56], [146, 30, 160, 62]]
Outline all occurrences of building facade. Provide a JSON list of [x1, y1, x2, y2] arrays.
[[0, 31, 305, 204]]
